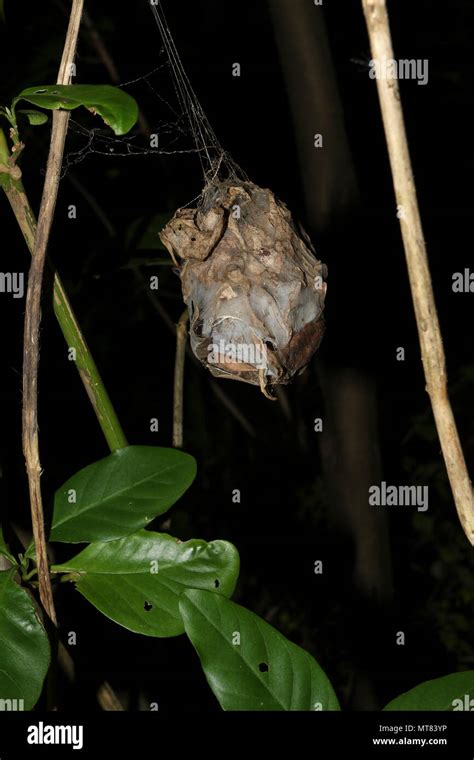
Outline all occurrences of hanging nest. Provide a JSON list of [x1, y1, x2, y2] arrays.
[[160, 181, 327, 398]]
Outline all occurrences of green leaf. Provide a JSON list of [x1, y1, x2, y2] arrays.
[[52, 531, 240, 637], [0, 569, 50, 709], [0, 525, 16, 566], [50, 446, 197, 544], [18, 109, 48, 126], [180, 590, 340, 711], [13, 84, 138, 136], [24, 541, 36, 562], [383, 672, 474, 711]]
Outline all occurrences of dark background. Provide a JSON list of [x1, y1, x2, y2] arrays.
[[1, 0, 473, 712]]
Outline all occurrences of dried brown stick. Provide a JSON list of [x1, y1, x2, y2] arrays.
[[22, 0, 84, 627], [172, 309, 189, 448], [361, 0, 474, 544]]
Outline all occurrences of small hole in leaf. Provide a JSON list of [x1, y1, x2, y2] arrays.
[[258, 662, 269, 673], [214, 579, 220, 588], [34, 89, 48, 94], [144, 601, 153, 611]]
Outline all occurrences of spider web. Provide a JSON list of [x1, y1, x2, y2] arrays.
[[63, 0, 247, 191]]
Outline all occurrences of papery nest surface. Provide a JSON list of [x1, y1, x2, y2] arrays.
[[160, 181, 327, 398]]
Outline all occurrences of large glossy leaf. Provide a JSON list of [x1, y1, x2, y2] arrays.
[[50, 446, 197, 544], [13, 84, 138, 135], [383, 672, 474, 711], [0, 570, 50, 709], [52, 532, 239, 637], [180, 590, 340, 711]]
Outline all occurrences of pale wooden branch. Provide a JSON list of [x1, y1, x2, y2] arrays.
[[361, 0, 474, 544], [172, 310, 189, 448], [22, 0, 84, 627], [16, 0, 127, 711]]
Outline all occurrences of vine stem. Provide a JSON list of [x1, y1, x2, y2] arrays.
[[361, 0, 474, 544], [3, 176, 128, 451]]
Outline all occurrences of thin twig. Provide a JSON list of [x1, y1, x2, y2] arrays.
[[172, 309, 189, 448], [134, 268, 257, 437], [4, 0, 124, 712], [361, 0, 474, 544], [22, 0, 84, 626]]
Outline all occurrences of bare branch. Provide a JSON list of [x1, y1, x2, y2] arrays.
[[22, 0, 84, 626], [134, 267, 257, 438], [172, 310, 189, 448], [362, 0, 474, 544]]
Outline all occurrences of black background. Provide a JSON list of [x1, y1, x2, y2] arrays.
[[1, 0, 473, 714]]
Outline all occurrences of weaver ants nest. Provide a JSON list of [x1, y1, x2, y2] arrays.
[[160, 181, 327, 399]]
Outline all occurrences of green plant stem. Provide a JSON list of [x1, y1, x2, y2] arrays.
[[23, 567, 39, 582], [2, 174, 127, 452]]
